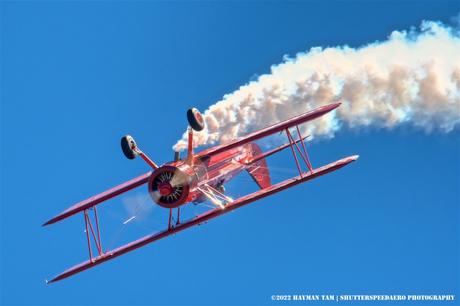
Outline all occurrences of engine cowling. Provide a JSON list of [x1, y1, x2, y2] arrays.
[[148, 165, 197, 208]]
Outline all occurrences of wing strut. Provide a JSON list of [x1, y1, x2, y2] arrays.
[[83, 207, 104, 262], [285, 126, 313, 176], [46, 154, 358, 284]]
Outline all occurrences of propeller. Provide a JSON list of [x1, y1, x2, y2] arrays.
[[149, 168, 188, 206], [121, 193, 154, 223]]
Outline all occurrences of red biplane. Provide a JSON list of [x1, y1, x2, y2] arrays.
[[44, 102, 358, 283]]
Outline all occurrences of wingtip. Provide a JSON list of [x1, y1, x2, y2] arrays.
[[46, 275, 60, 284], [325, 101, 341, 111], [42, 215, 62, 226], [42, 219, 53, 227]]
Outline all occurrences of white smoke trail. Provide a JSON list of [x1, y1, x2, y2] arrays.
[[173, 20, 460, 151]]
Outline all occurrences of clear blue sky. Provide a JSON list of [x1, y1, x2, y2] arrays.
[[1, 1, 459, 305]]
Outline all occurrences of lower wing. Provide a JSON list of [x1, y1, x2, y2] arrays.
[[48, 154, 358, 283]]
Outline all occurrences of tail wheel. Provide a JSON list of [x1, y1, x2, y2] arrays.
[[187, 108, 205, 131], [216, 184, 225, 194], [121, 135, 137, 160]]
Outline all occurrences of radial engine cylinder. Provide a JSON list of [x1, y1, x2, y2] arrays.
[[147, 163, 199, 208]]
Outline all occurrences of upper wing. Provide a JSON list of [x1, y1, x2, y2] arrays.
[[198, 102, 340, 157], [47, 154, 357, 283]]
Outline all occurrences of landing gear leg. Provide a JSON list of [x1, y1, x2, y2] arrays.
[[120, 135, 159, 169]]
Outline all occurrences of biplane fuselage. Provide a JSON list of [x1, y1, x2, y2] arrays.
[[150, 142, 267, 208], [44, 102, 359, 283]]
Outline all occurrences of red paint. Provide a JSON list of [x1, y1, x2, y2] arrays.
[[245, 143, 271, 189], [158, 182, 173, 196], [93, 207, 103, 254], [187, 128, 194, 164], [44, 102, 359, 283], [138, 152, 158, 169], [47, 155, 358, 283]]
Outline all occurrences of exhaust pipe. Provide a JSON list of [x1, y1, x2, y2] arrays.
[[174, 151, 181, 161]]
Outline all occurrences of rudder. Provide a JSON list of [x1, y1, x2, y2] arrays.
[[246, 143, 271, 189]]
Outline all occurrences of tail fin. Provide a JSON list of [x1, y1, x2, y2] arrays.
[[246, 143, 271, 189], [244, 136, 309, 189]]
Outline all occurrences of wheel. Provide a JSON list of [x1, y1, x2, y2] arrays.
[[121, 135, 137, 160], [187, 108, 205, 131]]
